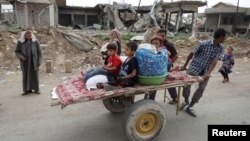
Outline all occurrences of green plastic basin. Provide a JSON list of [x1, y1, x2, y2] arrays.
[[138, 74, 168, 85]]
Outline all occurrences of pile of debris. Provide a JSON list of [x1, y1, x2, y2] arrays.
[[0, 27, 104, 72], [0, 25, 249, 74]]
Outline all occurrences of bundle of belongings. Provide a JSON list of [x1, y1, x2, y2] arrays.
[[135, 44, 168, 85], [136, 45, 168, 76]]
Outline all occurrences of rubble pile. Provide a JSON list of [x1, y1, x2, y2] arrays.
[[0, 27, 104, 72], [0, 26, 249, 74]]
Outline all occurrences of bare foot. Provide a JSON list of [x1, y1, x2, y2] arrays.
[[78, 71, 85, 80]]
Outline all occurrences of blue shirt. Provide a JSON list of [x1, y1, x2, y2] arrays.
[[188, 39, 224, 75]]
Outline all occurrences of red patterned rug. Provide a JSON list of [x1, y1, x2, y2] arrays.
[[55, 71, 198, 108]]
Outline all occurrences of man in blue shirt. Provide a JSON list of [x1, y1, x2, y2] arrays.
[[180, 28, 226, 117]]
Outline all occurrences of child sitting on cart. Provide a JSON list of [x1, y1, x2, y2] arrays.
[[83, 42, 122, 84], [116, 41, 138, 87], [97, 41, 138, 89]]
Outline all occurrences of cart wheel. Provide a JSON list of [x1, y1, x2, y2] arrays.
[[102, 96, 134, 114], [123, 99, 166, 141]]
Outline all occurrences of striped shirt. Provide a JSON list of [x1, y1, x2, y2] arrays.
[[188, 39, 224, 75]]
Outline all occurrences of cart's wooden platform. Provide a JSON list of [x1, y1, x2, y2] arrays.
[[52, 71, 199, 109]]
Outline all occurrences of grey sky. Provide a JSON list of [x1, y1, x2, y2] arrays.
[[67, 0, 250, 13]]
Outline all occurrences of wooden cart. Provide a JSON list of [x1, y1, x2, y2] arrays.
[[51, 72, 197, 141]]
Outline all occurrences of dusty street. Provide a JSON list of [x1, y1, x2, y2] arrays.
[[0, 59, 250, 141]]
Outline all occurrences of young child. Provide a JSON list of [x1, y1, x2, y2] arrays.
[[151, 35, 169, 57], [84, 42, 122, 82], [151, 35, 172, 69], [149, 36, 177, 103], [102, 29, 122, 65], [117, 41, 138, 87], [219, 46, 235, 83]]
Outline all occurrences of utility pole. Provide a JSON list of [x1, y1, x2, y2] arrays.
[[234, 0, 240, 34]]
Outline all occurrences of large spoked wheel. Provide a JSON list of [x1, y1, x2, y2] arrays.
[[102, 96, 134, 114], [123, 100, 167, 141]]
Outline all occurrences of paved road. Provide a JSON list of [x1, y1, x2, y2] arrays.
[[0, 72, 249, 141]]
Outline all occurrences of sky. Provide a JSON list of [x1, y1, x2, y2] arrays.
[[1, 0, 250, 13], [66, 0, 250, 13]]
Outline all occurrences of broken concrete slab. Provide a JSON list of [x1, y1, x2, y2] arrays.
[[59, 30, 94, 52], [131, 0, 162, 32], [113, 2, 126, 30]]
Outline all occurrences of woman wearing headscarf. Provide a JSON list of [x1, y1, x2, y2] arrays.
[[102, 28, 122, 65], [15, 30, 42, 95], [110, 28, 122, 55]]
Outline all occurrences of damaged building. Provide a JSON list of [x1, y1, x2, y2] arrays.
[[1, 0, 209, 33], [204, 2, 250, 33], [0, 0, 66, 27], [57, 1, 207, 31], [58, 3, 151, 30], [162, 0, 206, 32], [58, 6, 99, 28]]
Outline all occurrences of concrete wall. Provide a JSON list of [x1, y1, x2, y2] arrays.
[[58, 7, 99, 26], [15, 2, 56, 27], [15, 2, 28, 26], [206, 13, 250, 32], [206, 14, 218, 32], [220, 25, 233, 32], [56, 0, 66, 6], [32, 3, 50, 26]]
